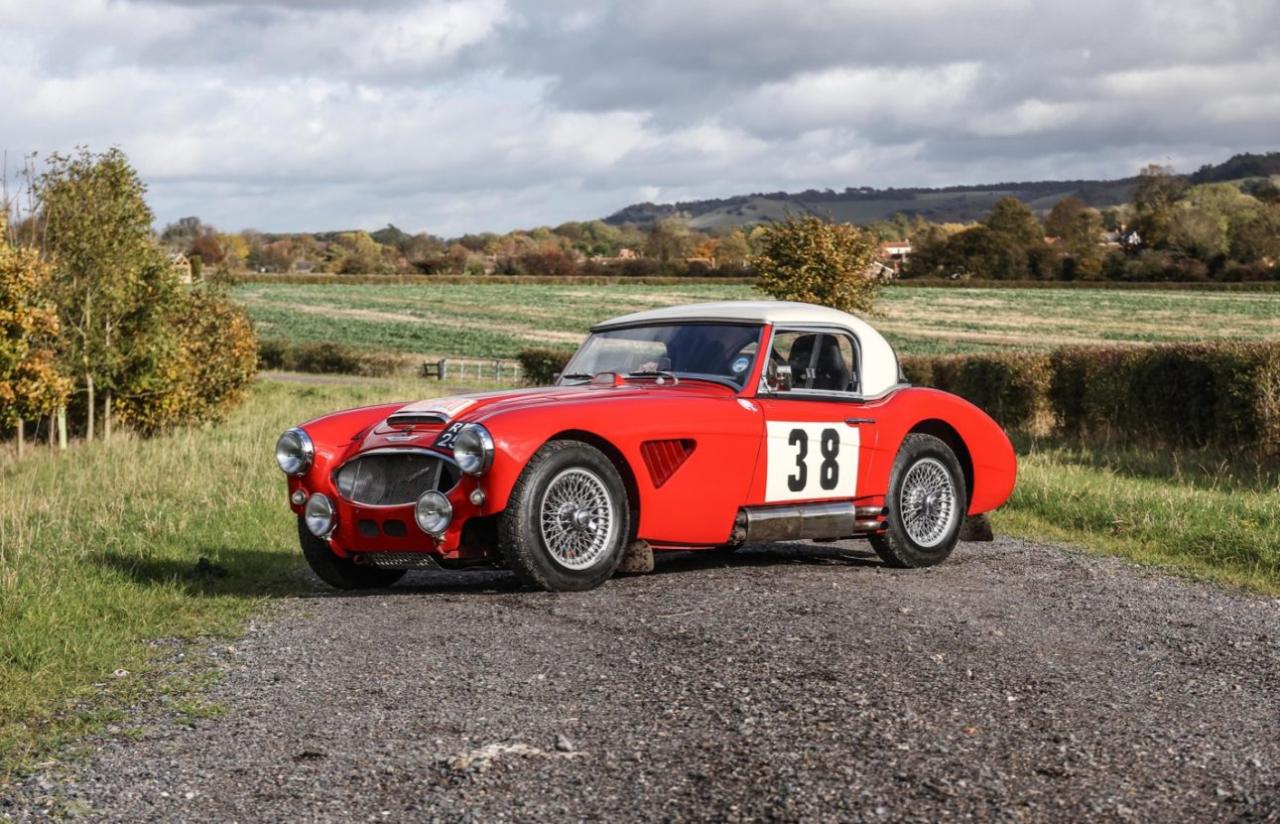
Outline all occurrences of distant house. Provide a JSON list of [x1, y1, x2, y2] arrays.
[[878, 240, 912, 273], [293, 260, 316, 273], [169, 253, 193, 283], [617, 247, 639, 260]]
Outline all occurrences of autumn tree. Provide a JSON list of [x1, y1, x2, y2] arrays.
[[644, 218, 695, 270], [0, 214, 71, 453], [715, 229, 752, 266], [1044, 196, 1088, 239], [116, 285, 258, 434], [38, 147, 177, 441], [751, 216, 880, 314], [1132, 164, 1187, 249], [984, 197, 1043, 246]]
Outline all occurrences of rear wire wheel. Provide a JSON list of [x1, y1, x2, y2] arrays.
[[870, 433, 967, 568]]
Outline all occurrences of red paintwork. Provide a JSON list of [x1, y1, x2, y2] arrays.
[[283, 322, 1017, 560]]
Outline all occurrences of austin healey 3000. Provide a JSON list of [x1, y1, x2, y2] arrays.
[[275, 301, 1016, 591]]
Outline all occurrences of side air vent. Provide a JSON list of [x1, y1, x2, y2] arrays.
[[387, 412, 448, 427], [640, 439, 696, 488]]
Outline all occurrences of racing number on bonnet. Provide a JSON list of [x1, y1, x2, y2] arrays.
[[766, 421, 858, 502]]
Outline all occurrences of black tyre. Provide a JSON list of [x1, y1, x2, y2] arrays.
[[870, 434, 967, 569], [297, 517, 405, 590], [499, 440, 631, 591]]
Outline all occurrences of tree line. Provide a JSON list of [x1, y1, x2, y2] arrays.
[[902, 165, 1280, 282], [162, 161, 1280, 284], [1, 148, 258, 454]]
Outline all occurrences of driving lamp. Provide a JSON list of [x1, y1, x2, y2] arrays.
[[415, 490, 453, 536], [304, 493, 336, 537]]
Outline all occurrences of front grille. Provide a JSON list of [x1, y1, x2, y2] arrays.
[[335, 451, 459, 506]]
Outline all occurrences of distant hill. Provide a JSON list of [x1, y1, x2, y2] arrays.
[[604, 151, 1280, 229]]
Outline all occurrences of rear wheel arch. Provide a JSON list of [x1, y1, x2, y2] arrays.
[[545, 429, 640, 539], [906, 419, 973, 509]]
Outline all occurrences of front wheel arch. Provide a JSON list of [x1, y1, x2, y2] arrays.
[[542, 429, 641, 541]]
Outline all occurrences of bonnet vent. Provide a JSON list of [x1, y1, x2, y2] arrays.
[[387, 412, 447, 427]]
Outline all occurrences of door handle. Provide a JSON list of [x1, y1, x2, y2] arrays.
[[845, 417, 876, 426]]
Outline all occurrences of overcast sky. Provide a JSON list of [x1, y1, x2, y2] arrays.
[[2, 0, 1278, 235]]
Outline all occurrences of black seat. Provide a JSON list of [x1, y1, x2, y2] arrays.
[[812, 335, 852, 392], [787, 335, 818, 385]]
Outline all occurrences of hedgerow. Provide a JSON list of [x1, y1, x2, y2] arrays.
[[907, 342, 1280, 450]]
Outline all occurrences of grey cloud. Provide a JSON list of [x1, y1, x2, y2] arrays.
[[3, 0, 1278, 234]]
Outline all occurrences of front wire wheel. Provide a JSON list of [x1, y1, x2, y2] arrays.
[[870, 434, 967, 568], [500, 440, 630, 591]]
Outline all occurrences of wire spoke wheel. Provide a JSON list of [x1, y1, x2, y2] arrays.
[[538, 467, 617, 571], [898, 456, 958, 549]]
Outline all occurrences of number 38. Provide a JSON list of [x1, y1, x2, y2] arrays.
[[786, 427, 840, 493]]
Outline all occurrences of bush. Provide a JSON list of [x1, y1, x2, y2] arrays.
[[258, 339, 401, 377], [1051, 343, 1280, 448], [909, 342, 1280, 451], [117, 289, 259, 434], [905, 352, 1052, 432], [518, 348, 572, 386]]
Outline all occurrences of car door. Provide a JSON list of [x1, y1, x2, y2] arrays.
[[748, 328, 876, 505]]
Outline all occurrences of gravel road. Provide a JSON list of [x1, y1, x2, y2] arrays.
[[5, 537, 1279, 822]]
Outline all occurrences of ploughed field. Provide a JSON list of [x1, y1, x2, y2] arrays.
[[9, 538, 1279, 821], [234, 282, 1280, 359]]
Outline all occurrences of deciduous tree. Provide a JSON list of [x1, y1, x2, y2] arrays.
[[751, 216, 880, 314]]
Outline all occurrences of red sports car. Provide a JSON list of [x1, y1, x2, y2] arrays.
[[275, 301, 1016, 591]]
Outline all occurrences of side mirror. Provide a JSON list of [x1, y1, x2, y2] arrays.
[[766, 362, 794, 392]]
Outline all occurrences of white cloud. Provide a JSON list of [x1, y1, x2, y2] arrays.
[[2, 0, 1278, 234]]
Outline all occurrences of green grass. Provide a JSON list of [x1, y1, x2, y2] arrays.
[[0, 375, 475, 779], [2, 374, 1276, 782], [234, 281, 1280, 360], [995, 439, 1280, 594]]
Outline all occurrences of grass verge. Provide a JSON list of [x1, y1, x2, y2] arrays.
[[0, 375, 473, 780], [995, 439, 1280, 595]]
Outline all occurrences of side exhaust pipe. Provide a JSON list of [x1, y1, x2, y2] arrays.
[[732, 502, 886, 544]]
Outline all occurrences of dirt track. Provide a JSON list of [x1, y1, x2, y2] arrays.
[[5, 538, 1279, 822]]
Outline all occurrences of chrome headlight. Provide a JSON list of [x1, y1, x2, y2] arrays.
[[275, 428, 314, 476], [452, 424, 494, 475], [415, 490, 452, 535], [304, 493, 336, 537]]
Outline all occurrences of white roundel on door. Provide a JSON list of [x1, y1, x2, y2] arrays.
[[764, 421, 859, 502]]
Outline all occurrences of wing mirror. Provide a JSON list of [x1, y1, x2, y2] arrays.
[[766, 362, 794, 392]]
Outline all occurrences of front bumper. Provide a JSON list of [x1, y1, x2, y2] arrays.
[[287, 473, 493, 562]]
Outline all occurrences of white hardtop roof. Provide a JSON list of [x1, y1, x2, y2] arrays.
[[594, 300, 873, 335], [593, 300, 903, 396]]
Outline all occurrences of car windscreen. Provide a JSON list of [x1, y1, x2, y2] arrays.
[[563, 323, 763, 387]]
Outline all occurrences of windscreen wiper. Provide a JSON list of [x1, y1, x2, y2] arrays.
[[626, 370, 680, 385], [559, 372, 595, 382]]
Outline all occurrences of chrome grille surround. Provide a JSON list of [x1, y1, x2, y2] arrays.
[[333, 448, 460, 507]]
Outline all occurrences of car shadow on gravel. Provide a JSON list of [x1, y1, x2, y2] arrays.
[[648, 541, 886, 577], [297, 541, 890, 598]]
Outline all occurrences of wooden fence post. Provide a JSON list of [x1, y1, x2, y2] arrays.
[[57, 406, 67, 450], [438, 359, 448, 381]]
